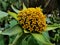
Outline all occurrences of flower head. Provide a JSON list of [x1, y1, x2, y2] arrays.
[[17, 7, 47, 32]]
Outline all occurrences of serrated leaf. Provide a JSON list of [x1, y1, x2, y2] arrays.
[[0, 25, 22, 36], [0, 11, 8, 20], [32, 33, 52, 45]]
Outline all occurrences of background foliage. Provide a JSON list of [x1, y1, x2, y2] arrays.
[[0, 0, 60, 45]]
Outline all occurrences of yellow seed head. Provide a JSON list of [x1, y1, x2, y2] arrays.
[[18, 7, 47, 32]]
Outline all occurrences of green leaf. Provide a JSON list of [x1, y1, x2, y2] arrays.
[[46, 18, 52, 23], [32, 33, 52, 45], [21, 36, 28, 45], [23, 3, 27, 10], [24, 30, 30, 33], [8, 11, 18, 20], [0, 0, 2, 3], [11, 5, 20, 13], [0, 25, 22, 36], [9, 20, 18, 28], [14, 33, 33, 45], [42, 32, 50, 43], [10, 33, 22, 45], [18, 34, 39, 45], [27, 35, 39, 45], [9, 35, 16, 44], [46, 23, 60, 31], [0, 35, 4, 45], [46, 26, 58, 31], [0, 11, 8, 20], [1, 2, 8, 10], [15, 2, 19, 9]]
